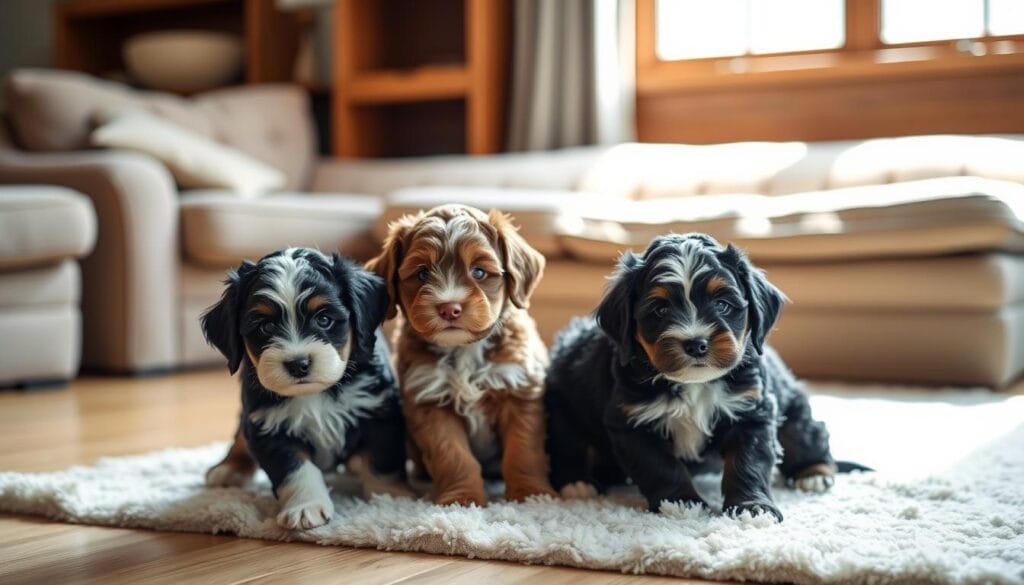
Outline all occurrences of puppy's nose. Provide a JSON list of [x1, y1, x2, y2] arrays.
[[683, 338, 709, 358], [437, 302, 463, 322], [285, 356, 311, 378]]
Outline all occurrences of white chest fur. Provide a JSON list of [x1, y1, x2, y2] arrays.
[[625, 380, 757, 461], [404, 337, 541, 457], [249, 375, 386, 469]]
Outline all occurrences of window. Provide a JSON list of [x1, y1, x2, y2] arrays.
[[656, 0, 846, 61], [881, 0, 1024, 44], [638, 0, 1024, 95]]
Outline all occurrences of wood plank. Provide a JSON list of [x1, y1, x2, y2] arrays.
[[637, 69, 1024, 144], [59, 0, 234, 18], [346, 65, 470, 104], [245, 0, 303, 84], [466, 0, 510, 154]]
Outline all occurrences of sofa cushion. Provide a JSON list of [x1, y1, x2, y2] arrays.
[[0, 186, 96, 270], [311, 147, 604, 196], [378, 186, 621, 258], [0, 258, 80, 308], [576, 135, 1024, 200], [180, 192, 383, 267], [766, 254, 1024, 311], [770, 306, 1024, 387], [559, 177, 1024, 263], [91, 111, 286, 196], [4, 69, 314, 191]]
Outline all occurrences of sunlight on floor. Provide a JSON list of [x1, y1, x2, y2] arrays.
[[810, 385, 1024, 480]]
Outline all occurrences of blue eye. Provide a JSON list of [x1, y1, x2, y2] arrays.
[[654, 306, 668, 317], [315, 313, 334, 328], [259, 321, 276, 335], [417, 268, 430, 282], [715, 299, 734, 313], [470, 267, 487, 280]]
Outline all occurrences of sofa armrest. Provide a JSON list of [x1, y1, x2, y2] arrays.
[[0, 147, 180, 372]]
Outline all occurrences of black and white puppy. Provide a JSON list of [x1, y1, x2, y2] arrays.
[[546, 233, 839, 522], [202, 247, 410, 530]]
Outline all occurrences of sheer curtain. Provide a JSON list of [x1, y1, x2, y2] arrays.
[[507, 0, 635, 151]]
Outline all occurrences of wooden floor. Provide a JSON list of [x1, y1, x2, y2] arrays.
[[0, 370, 714, 585]]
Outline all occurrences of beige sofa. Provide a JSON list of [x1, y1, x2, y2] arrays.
[[0, 185, 96, 386], [2, 69, 1023, 387]]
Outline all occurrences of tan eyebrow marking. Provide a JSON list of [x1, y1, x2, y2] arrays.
[[648, 286, 670, 300], [707, 276, 729, 294], [251, 302, 275, 316], [306, 295, 330, 312]]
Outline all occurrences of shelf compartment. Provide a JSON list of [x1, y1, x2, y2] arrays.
[[338, 98, 467, 158], [338, 0, 466, 73]]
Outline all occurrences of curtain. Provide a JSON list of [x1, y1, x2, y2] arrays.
[[507, 0, 636, 151]]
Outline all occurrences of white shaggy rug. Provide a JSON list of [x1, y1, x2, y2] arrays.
[[2, 386, 1023, 585]]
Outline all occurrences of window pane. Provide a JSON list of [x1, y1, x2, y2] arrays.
[[656, 0, 749, 60], [749, 0, 845, 54], [881, 0, 985, 44], [989, 0, 1024, 35]]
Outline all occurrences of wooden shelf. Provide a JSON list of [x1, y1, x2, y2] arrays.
[[55, 0, 303, 89], [332, 0, 511, 158], [59, 0, 235, 18], [345, 65, 469, 104]]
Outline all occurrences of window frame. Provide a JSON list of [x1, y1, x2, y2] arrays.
[[637, 0, 1024, 94]]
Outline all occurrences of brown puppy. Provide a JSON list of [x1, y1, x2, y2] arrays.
[[367, 204, 556, 506]]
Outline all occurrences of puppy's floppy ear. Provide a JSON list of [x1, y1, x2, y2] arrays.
[[201, 260, 257, 374], [365, 212, 421, 320], [489, 209, 545, 309], [718, 244, 786, 354], [333, 253, 387, 363], [596, 251, 643, 366]]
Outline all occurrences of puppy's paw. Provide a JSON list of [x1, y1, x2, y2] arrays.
[[277, 497, 333, 530], [435, 489, 488, 507], [205, 462, 254, 487], [796, 473, 835, 493], [276, 461, 333, 530], [559, 481, 599, 499], [505, 481, 558, 502], [725, 501, 783, 522], [793, 463, 836, 493]]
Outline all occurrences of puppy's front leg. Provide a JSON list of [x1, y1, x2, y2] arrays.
[[405, 400, 487, 506], [606, 423, 708, 512], [496, 396, 557, 501], [206, 424, 257, 487], [351, 406, 416, 499], [720, 422, 782, 521], [247, 434, 333, 530]]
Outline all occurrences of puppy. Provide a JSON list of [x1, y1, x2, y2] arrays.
[[367, 204, 556, 506], [546, 233, 839, 521], [202, 247, 409, 530]]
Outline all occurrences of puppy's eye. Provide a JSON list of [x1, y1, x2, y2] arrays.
[[417, 268, 430, 282], [258, 321, 276, 335], [715, 299, 734, 313], [654, 306, 668, 318], [315, 313, 334, 328], [470, 267, 487, 280]]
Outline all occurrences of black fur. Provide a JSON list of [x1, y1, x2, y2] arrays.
[[546, 233, 842, 521], [201, 248, 404, 495]]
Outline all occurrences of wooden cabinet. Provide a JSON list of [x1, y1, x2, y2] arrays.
[[332, 0, 511, 158], [55, 0, 306, 88]]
